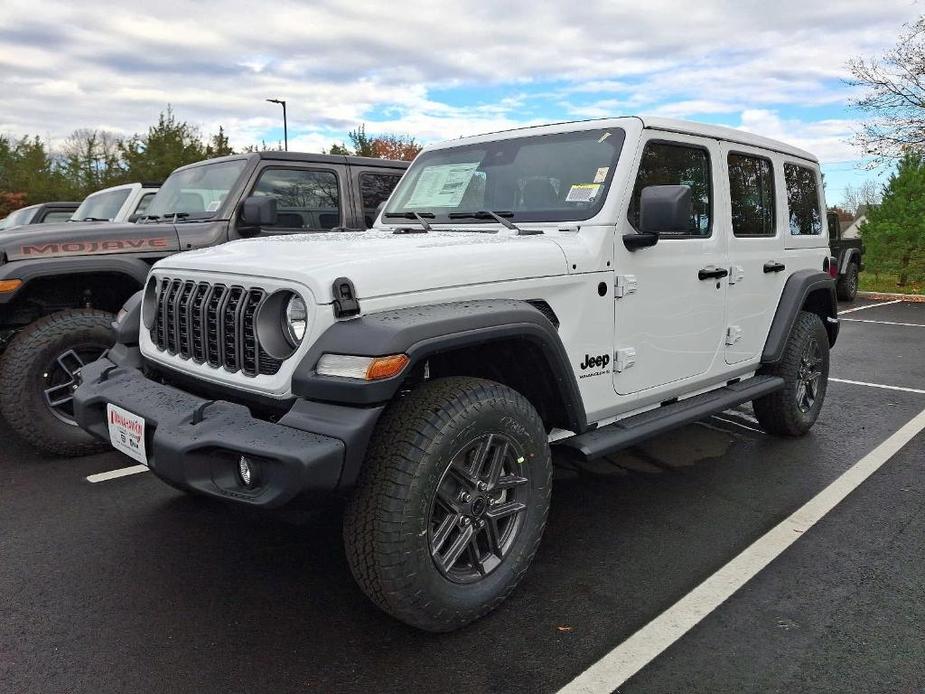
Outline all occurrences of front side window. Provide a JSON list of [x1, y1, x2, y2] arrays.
[[144, 159, 247, 222], [628, 142, 712, 236], [252, 168, 341, 230], [728, 153, 776, 237], [71, 188, 131, 221], [384, 128, 626, 223], [784, 163, 822, 236], [134, 193, 156, 217], [359, 172, 402, 227]]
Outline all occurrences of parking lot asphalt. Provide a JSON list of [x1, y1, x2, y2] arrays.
[[1, 300, 923, 694]]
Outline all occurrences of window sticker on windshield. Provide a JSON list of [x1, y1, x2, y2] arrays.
[[566, 183, 601, 203], [594, 167, 609, 184], [206, 200, 221, 212], [405, 163, 479, 209], [598, 132, 612, 143]]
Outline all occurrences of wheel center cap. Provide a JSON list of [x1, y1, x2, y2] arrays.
[[471, 496, 487, 517]]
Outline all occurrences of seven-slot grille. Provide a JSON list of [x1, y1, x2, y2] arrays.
[[150, 277, 283, 377]]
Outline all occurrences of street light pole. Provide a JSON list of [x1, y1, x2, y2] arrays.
[[266, 98, 288, 151]]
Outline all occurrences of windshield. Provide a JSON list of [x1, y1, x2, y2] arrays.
[[0, 206, 37, 230], [71, 188, 131, 221], [143, 159, 247, 221], [384, 128, 626, 224]]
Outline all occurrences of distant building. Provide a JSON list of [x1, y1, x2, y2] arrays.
[[842, 204, 877, 239]]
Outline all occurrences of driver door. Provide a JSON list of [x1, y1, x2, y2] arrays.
[[613, 134, 728, 395]]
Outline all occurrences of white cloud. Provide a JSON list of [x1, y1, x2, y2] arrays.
[[0, 0, 919, 160]]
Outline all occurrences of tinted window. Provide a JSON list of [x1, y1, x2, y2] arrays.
[[385, 128, 625, 224], [41, 211, 75, 223], [253, 168, 341, 230], [728, 154, 776, 237], [628, 142, 711, 236], [784, 163, 822, 235], [359, 172, 402, 228]]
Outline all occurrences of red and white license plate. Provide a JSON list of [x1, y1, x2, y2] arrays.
[[106, 404, 148, 465]]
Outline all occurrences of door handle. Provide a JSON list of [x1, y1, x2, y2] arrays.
[[698, 267, 730, 281], [763, 261, 786, 273]]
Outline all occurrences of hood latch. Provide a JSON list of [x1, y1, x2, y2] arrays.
[[332, 277, 361, 318]]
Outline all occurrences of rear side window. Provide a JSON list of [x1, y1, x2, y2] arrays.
[[359, 172, 402, 228], [784, 163, 822, 236], [728, 153, 776, 237], [252, 168, 341, 230], [628, 142, 712, 236]]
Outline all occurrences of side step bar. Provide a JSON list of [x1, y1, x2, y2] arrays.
[[556, 375, 784, 460]]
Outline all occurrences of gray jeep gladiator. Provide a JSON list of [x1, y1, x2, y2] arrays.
[[0, 152, 407, 454]]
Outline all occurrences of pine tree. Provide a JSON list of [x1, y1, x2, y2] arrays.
[[860, 152, 925, 286]]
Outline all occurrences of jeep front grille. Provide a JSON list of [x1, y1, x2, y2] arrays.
[[150, 277, 283, 377]]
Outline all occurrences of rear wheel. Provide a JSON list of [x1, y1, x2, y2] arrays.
[[343, 377, 552, 632], [837, 262, 859, 302], [0, 310, 114, 456], [753, 310, 829, 437]]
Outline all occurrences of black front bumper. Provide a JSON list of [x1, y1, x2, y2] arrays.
[[74, 357, 346, 508]]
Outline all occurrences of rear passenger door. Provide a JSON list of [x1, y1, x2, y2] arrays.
[[349, 166, 405, 228], [244, 162, 348, 235], [723, 145, 787, 364]]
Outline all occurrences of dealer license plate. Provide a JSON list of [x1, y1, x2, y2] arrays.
[[106, 403, 148, 465]]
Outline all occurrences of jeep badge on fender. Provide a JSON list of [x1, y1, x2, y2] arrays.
[[73, 117, 838, 632]]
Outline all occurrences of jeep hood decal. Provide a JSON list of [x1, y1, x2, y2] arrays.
[[0, 221, 179, 261], [154, 230, 569, 302]]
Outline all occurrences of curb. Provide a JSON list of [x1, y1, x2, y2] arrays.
[[858, 291, 925, 303]]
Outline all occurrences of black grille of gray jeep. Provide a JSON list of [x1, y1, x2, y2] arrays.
[[150, 277, 283, 377]]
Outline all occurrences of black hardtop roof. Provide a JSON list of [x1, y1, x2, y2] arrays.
[[174, 151, 410, 173]]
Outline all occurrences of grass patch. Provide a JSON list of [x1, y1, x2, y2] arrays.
[[859, 272, 925, 295]]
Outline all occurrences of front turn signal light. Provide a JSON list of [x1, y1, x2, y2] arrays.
[[316, 353, 410, 381], [0, 279, 22, 293]]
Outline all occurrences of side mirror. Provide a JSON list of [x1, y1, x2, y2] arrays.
[[238, 196, 278, 236], [624, 185, 692, 251], [128, 213, 141, 223]]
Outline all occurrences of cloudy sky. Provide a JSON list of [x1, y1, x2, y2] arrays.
[[1, 0, 920, 204]]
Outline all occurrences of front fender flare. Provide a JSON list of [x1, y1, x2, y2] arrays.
[[291, 299, 587, 433], [0, 255, 151, 305]]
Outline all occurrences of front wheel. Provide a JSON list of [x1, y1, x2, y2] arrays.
[[343, 377, 552, 632], [0, 309, 114, 456], [753, 310, 830, 437]]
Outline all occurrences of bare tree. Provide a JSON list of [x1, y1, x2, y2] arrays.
[[847, 18, 925, 165], [842, 179, 884, 215]]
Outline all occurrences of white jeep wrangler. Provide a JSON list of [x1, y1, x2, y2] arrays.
[[74, 117, 839, 632]]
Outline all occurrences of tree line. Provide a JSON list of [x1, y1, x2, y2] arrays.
[[0, 109, 421, 218]]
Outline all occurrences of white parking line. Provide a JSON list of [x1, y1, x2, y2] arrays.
[[86, 465, 149, 483], [559, 406, 925, 694], [841, 318, 924, 328], [830, 378, 925, 395], [839, 299, 904, 314]]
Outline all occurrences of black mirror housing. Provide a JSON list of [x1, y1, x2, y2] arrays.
[[239, 196, 278, 236], [639, 185, 692, 234]]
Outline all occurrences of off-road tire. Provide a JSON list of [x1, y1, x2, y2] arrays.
[[0, 309, 114, 456], [837, 262, 859, 302], [343, 376, 552, 632], [753, 310, 830, 437]]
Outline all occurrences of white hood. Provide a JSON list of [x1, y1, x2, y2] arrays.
[[155, 230, 570, 303]]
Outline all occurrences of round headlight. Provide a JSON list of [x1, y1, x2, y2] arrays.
[[285, 294, 307, 346]]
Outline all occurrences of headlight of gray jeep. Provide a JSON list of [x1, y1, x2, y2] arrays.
[[257, 290, 310, 359]]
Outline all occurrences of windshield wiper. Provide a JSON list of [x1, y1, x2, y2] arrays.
[[447, 210, 542, 235], [383, 211, 433, 231], [138, 212, 190, 223], [77, 217, 110, 222]]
